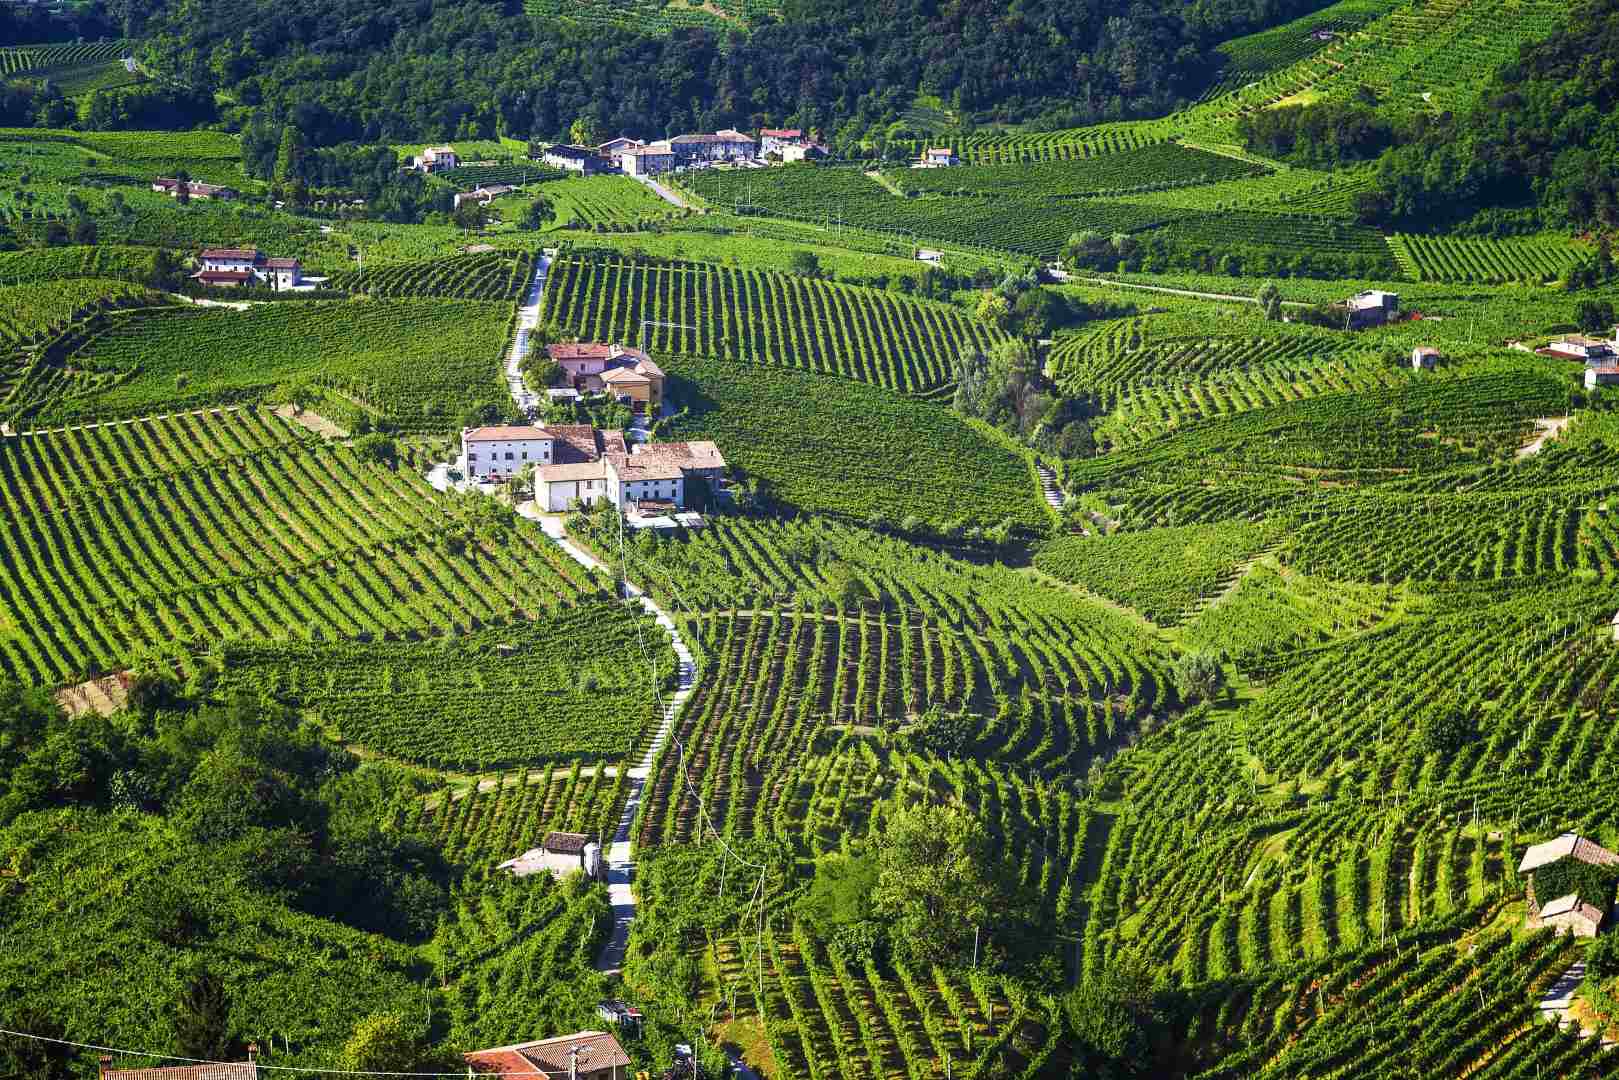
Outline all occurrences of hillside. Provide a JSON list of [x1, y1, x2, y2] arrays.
[[5, 0, 1619, 1077]]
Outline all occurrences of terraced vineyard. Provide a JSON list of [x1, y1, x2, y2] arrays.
[[542, 250, 1003, 393], [1390, 233, 1589, 284], [661, 356, 1048, 528], [547, 175, 681, 229], [0, 41, 127, 75], [327, 250, 535, 300], [884, 143, 1269, 199], [0, 409, 593, 684], [521, 0, 776, 32], [891, 123, 1169, 165], [28, 298, 511, 430]]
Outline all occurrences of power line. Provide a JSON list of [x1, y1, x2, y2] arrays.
[[0, 1029, 568, 1078]]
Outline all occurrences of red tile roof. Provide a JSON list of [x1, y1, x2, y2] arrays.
[[548, 424, 602, 463], [465, 1032, 630, 1077], [760, 128, 802, 138], [547, 343, 616, 361], [265, 258, 300, 269], [192, 270, 256, 284], [464, 425, 554, 442], [104, 1062, 257, 1080], [198, 248, 259, 260]]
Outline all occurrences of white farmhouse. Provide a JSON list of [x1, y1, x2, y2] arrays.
[[461, 424, 556, 481], [497, 831, 603, 881]]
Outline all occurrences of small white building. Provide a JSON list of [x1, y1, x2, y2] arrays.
[[759, 127, 804, 155], [496, 831, 603, 880], [1346, 290, 1399, 329], [537, 460, 610, 512], [781, 142, 828, 163], [597, 136, 644, 158], [605, 452, 685, 508], [192, 248, 309, 290], [920, 147, 959, 168], [452, 184, 515, 209], [1548, 336, 1616, 361], [1586, 364, 1619, 390], [462, 424, 556, 481], [1411, 346, 1441, 370], [419, 145, 459, 173]]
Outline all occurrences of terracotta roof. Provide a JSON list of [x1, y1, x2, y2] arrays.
[[599, 430, 628, 456], [600, 366, 651, 384], [547, 343, 616, 361], [464, 425, 554, 442], [548, 424, 602, 463], [543, 831, 592, 854], [537, 461, 606, 483], [619, 145, 674, 157], [423, 145, 456, 156], [926, 148, 954, 155], [672, 132, 754, 145], [465, 1032, 629, 1077], [265, 258, 300, 269], [104, 1063, 257, 1080], [1519, 832, 1619, 874], [760, 128, 802, 138], [198, 248, 259, 260], [608, 453, 685, 482], [633, 441, 726, 470], [192, 270, 256, 284]]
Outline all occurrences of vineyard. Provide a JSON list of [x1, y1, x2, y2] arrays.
[[883, 143, 1269, 199], [546, 175, 683, 229], [1033, 520, 1282, 626], [27, 298, 512, 429], [1390, 233, 1589, 284], [218, 609, 671, 769], [541, 250, 1002, 394], [0, 408, 596, 685], [327, 250, 535, 300], [0, 278, 162, 348], [661, 356, 1048, 528], [0, 42, 136, 95], [521, 0, 777, 32], [0, 244, 158, 284], [1203, 0, 1402, 97]]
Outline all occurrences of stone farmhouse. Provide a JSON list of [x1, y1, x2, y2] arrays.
[[544, 142, 608, 175], [452, 184, 515, 209], [545, 343, 665, 412], [497, 830, 603, 880], [669, 129, 757, 163], [617, 143, 677, 177], [1588, 364, 1619, 390], [192, 248, 317, 291], [1519, 832, 1619, 937], [151, 177, 237, 201], [464, 1031, 630, 1080], [99, 1047, 260, 1080], [533, 431, 726, 514], [461, 422, 571, 481]]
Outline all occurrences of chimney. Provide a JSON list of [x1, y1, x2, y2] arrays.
[[247, 1043, 259, 1064], [98, 1056, 113, 1080]]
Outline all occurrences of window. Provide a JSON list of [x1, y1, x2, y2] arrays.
[[522, 452, 528, 460], [505, 451, 514, 460], [468, 453, 478, 462]]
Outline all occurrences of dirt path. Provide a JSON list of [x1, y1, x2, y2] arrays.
[[274, 403, 348, 439], [1070, 275, 1310, 308], [1517, 416, 1572, 458], [637, 175, 691, 210], [14, 405, 243, 437]]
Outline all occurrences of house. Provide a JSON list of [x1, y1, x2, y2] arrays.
[[544, 143, 606, 175], [99, 1048, 259, 1080], [464, 1032, 630, 1080], [669, 130, 756, 163], [606, 451, 686, 510], [917, 248, 943, 265], [545, 343, 665, 412], [596, 1001, 644, 1032], [759, 128, 804, 155], [496, 831, 604, 880], [1586, 364, 1619, 390], [1537, 892, 1607, 938], [780, 142, 829, 164], [1519, 832, 1619, 935], [1411, 346, 1441, 370], [151, 177, 237, 201], [524, 420, 723, 513], [617, 143, 677, 177], [628, 439, 726, 486], [452, 184, 515, 210], [597, 137, 643, 159], [192, 248, 309, 291], [536, 459, 611, 512], [1545, 335, 1616, 361], [1612, 609, 1619, 644], [919, 147, 959, 168], [419, 145, 459, 173], [1345, 290, 1399, 329], [461, 424, 556, 482]]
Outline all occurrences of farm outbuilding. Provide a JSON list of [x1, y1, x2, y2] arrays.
[[1412, 346, 1441, 370]]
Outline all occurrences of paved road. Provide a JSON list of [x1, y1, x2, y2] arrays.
[[506, 254, 551, 415], [636, 174, 690, 209]]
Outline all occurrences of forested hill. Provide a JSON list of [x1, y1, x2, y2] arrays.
[[135, 0, 1337, 145]]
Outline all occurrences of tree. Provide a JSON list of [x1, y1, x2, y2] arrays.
[[569, 116, 601, 147], [520, 195, 555, 231], [340, 1014, 423, 1073], [872, 802, 1009, 966], [273, 124, 304, 184], [1575, 298, 1616, 333], [0, 1010, 76, 1080], [1417, 708, 1475, 755], [1256, 280, 1282, 321], [174, 970, 232, 1060], [788, 249, 820, 277], [1173, 651, 1225, 705]]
